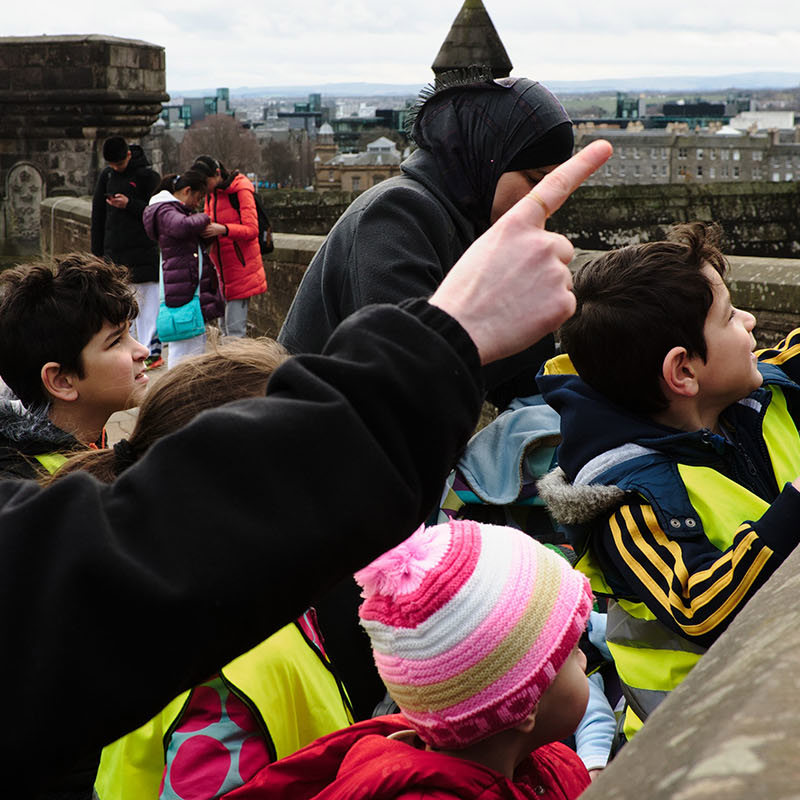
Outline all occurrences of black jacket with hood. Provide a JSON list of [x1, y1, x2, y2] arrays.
[[91, 144, 161, 283], [0, 399, 84, 480]]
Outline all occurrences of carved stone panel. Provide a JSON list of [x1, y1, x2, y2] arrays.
[[5, 161, 44, 241]]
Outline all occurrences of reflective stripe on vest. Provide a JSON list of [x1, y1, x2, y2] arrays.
[[33, 452, 68, 474], [94, 622, 353, 799], [584, 385, 800, 740]]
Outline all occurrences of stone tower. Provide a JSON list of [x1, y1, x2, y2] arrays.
[[432, 0, 513, 79], [0, 34, 168, 252]]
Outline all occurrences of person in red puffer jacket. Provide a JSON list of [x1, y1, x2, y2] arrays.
[[192, 156, 267, 338]]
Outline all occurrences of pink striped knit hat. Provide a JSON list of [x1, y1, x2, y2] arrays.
[[355, 520, 593, 749]]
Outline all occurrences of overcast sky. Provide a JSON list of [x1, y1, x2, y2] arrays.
[[5, 1, 799, 92]]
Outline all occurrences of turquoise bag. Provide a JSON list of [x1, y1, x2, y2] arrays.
[[156, 246, 205, 343]]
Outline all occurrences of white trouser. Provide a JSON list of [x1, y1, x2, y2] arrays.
[[222, 297, 250, 338], [167, 333, 206, 369], [132, 282, 160, 355]]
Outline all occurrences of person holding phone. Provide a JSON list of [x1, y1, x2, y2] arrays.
[[91, 136, 164, 369]]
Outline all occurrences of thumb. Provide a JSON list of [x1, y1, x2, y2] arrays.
[[519, 139, 614, 228]]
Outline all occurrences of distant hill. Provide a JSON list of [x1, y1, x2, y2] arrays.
[[175, 82, 425, 98], [172, 72, 800, 98]]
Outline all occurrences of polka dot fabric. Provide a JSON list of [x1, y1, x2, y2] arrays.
[[160, 677, 270, 800]]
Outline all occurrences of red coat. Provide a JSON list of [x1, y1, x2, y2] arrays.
[[205, 173, 267, 301], [223, 715, 590, 800]]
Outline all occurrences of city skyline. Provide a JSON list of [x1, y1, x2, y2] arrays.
[[5, 0, 799, 92]]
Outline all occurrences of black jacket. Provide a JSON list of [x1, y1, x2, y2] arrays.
[[0, 299, 483, 791], [91, 145, 160, 283], [0, 400, 83, 480]]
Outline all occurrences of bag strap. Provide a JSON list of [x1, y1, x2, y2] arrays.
[[229, 191, 240, 215]]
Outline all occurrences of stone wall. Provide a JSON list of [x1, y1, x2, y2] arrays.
[[38, 196, 800, 348], [261, 189, 358, 235], [551, 180, 800, 258], [581, 543, 800, 799], [260, 180, 800, 258]]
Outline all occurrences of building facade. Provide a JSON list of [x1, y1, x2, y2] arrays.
[[577, 126, 800, 187], [314, 135, 402, 192]]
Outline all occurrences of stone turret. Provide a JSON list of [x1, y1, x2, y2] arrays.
[[0, 34, 168, 251], [431, 0, 512, 79]]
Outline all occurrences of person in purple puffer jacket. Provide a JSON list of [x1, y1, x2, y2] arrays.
[[143, 171, 224, 368]]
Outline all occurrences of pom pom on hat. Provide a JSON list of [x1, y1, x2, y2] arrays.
[[356, 525, 450, 597], [356, 520, 593, 749]]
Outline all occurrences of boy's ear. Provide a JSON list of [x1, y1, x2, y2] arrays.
[[41, 362, 79, 403], [513, 705, 538, 735], [661, 346, 700, 398]]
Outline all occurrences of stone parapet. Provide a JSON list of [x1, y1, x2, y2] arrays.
[[551, 181, 800, 260], [261, 189, 358, 235], [0, 35, 167, 140], [581, 543, 800, 799], [38, 195, 800, 347]]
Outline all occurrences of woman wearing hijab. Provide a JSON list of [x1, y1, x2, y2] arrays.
[[277, 75, 575, 721], [278, 74, 573, 408]]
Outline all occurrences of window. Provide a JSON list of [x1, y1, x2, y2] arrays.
[[733, 166, 740, 178], [604, 164, 612, 176], [662, 147, 668, 160], [651, 164, 658, 177], [661, 164, 668, 176], [697, 165, 703, 177], [619, 147, 627, 159], [709, 167, 716, 179], [786, 173, 793, 181], [328, 169, 334, 182], [619, 166, 626, 177], [772, 172, 781, 181], [733, 150, 740, 161], [696, 148, 704, 159], [633, 165, 640, 177], [633, 147, 640, 159], [721, 166, 729, 178], [678, 165, 687, 177], [678, 147, 688, 159], [650, 148, 658, 159], [753, 166, 762, 180], [752, 150, 763, 161], [710, 149, 716, 160], [351, 176, 361, 191], [721, 150, 730, 161], [372, 175, 384, 186]]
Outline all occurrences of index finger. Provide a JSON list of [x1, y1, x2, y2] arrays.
[[523, 139, 614, 227]]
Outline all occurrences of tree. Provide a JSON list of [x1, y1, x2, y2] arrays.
[[179, 115, 262, 176], [261, 139, 295, 186]]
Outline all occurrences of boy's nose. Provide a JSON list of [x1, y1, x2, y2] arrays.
[[132, 338, 149, 360]]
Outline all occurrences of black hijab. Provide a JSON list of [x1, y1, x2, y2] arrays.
[[410, 77, 573, 231]]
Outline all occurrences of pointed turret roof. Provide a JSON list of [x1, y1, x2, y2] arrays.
[[432, 0, 512, 79]]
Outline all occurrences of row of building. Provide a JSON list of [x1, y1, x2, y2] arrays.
[[310, 123, 800, 193]]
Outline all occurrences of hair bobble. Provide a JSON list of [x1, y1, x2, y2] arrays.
[[113, 438, 137, 473]]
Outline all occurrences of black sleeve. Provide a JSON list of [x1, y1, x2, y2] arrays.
[[126, 167, 160, 220], [90, 169, 109, 256], [0, 300, 482, 788]]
